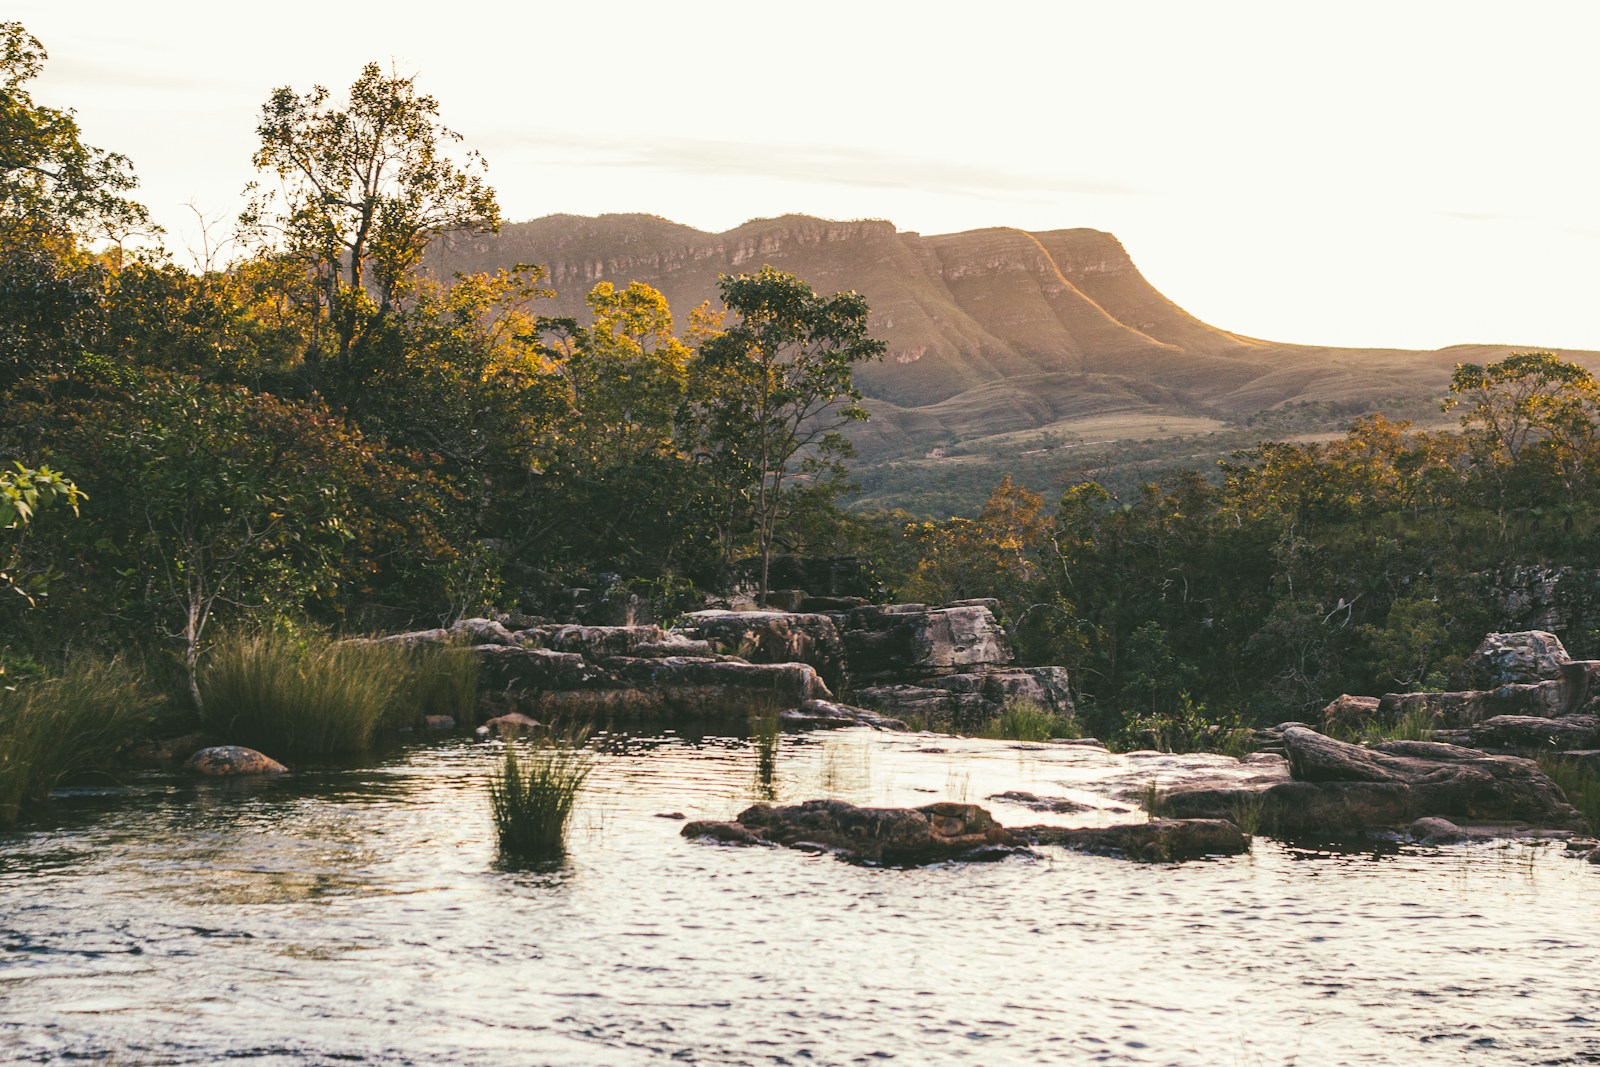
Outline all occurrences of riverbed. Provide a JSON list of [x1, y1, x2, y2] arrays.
[[3, 729, 1598, 1065]]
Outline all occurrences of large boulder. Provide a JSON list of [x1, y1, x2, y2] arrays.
[[856, 667, 1075, 731], [185, 746, 287, 777], [519, 623, 670, 659], [680, 610, 847, 690], [1161, 727, 1585, 835], [683, 799, 1013, 864], [841, 603, 1013, 682], [1456, 630, 1570, 689], [1470, 714, 1600, 751]]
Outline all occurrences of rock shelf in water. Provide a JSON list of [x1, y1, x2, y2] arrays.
[[681, 798, 1249, 865]]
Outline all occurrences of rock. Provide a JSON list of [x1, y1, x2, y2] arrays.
[[475, 712, 543, 739], [655, 812, 687, 820], [986, 791, 1093, 814], [682, 799, 1014, 864], [1162, 727, 1585, 835], [680, 610, 847, 690], [841, 603, 1013, 682], [185, 746, 288, 777], [423, 715, 455, 731], [1469, 714, 1600, 751], [448, 617, 518, 646], [1457, 630, 1570, 689], [1409, 816, 1470, 845], [1018, 819, 1250, 861], [1320, 694, 1381, 735], [519, 624, 668, 659], [779, 699, 907, 731], [856, 667, 1075, 731], [478, 648, 832, 723]]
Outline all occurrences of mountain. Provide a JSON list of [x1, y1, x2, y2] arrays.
[[429, 214, 1597, 512]]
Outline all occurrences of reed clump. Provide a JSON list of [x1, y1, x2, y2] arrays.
[[979, 697, 1081, 742], [199, 631, 477, 756], [489, 731, 592, 856], [0, 657, 160, 825], [1538, 755, 1600, 832]]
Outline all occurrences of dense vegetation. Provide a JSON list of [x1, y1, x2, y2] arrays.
[[5, 20, 1599, 780]]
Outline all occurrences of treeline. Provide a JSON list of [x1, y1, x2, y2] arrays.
[[895, 354, 1600, 740], [0, 26, 882, 696]]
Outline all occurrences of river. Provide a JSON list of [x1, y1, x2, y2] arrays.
[[2, 729, 1597, 1065]]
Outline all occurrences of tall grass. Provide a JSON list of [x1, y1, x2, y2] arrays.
[[749, 698, 781, 799], [489, 732, 592, 855], [0, 658, 160, 825], [1358, 708, 1437, 745], [979, 697, 1081, 742], [1539, 756, 1600, 832], [198, 632, 479, 756]]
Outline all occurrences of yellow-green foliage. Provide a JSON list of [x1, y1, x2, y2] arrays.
[[0, 658, 159, 825], [489, 733, 591, 855]]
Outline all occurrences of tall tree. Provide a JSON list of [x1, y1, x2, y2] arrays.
[[242, 62, 500, 387], [693, 266, 884, 602]]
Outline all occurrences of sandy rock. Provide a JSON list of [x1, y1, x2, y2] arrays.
[[1457, 630, 1570, 689], [476, 712, 543, 739], [185, 746, 287, 777], [779, 699, 907, 730], [1320, 694, 1381, 735], [680, 610, 847, 690], [1409, 816, 1471, 845], [842, 603, 1014, 682], [1469, 714, 1600, 751]]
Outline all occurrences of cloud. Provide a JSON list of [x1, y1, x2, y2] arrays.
[[478, 130, 1137, 200]]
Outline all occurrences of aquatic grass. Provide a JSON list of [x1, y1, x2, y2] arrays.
[[978, 697, 1081, 742], [1140, 779, 1168, 817], [489, 731, 592, 856], [0, 657, 160, 825], [748, 697, 781, 799], [1537, 756, 1600, 832], [1228, 791, 1269, 837]]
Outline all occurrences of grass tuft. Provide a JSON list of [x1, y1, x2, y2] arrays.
[[979, 697, 1081, 742], [1359, 707, 1437, 745], [0, 657, 160, 825], [1538, 756, 1600, 832], [199, 631, 479, 756], [489, 732, 592, 856]]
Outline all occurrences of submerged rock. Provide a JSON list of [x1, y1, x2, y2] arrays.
[[185, 746, 287, 777], [1019, 819, 1250, 862], [683, 799, 1014, 864]]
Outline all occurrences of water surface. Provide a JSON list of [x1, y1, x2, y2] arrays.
[[2, 729, 1597, 1065]]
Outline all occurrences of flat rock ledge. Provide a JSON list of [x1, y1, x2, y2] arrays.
[[681, 799, 1247, 865], [1161, 726, 1585, 835]]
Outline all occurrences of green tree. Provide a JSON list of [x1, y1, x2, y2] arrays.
[[692, 266, 884, 602], [243, 62, 500, 386]]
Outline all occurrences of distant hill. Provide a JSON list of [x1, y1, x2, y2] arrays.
[[430, 214, 1597, 513]]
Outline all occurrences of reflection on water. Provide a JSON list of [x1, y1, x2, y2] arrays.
[[1, 729, 1599, 1065]]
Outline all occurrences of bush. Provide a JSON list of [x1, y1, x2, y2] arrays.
[[488, 733, 591, 855], [0, 657, 160, 825], [979, 698, 1081, 742], [198, 631, 472, 756]]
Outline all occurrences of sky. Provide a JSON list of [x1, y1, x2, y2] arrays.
[[14, 0, 1600, 351]]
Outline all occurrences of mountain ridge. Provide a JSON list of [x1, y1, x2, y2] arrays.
[[428, 213, 1596, 476]]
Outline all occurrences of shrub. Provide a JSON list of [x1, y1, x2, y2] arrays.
[[488, 732, 591, 855], [1117, 695, 1253, 756], [0, 657, 160, 825], [979, 697, 1081, 742]]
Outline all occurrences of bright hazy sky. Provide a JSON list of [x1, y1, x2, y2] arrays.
[[14, 0, 1600, 351]]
